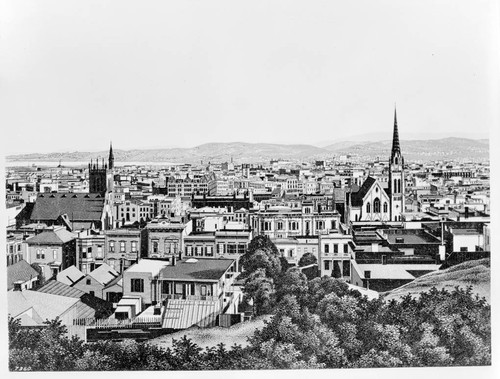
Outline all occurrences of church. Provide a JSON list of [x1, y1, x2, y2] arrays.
[[348, 109, 405, 223]]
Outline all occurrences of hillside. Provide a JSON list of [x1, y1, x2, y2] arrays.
[[7, 137, 488, 164], [383, 258, 490, 303], [148, 314, 272, 349]]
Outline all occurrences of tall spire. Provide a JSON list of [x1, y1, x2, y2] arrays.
[[108, 141, 114, 170], [391, 106, 401, 159]]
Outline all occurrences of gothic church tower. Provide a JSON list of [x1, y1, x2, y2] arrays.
[[389, 108, 405, 221]]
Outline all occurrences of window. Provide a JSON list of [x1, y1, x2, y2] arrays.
[[207, 246, 214, 256], [89, 291, 95, 297], [316, 221, 324, 230], [109, 241, 115, 252], [201, 285, 207, 296], [383, 202, 388, 213], [366, 202, 371, 213], [344, 244, 349, 255], [373, 198, 381, 213], [237, 244, 245, 255], [53, 250, 57, 260], [152, 240, 159, 253], [218, 244, 224, 255], [186, 246, 192, 256], [324, 244, 329, 253], [97, 245, 103, 257], [324, 260, 330, 270], [334, 244, 338, 254], [131, 278, 144, 292], [120, 241, 126, 252], [36, 249, 41, 259], [276, 221, 284, 230], [86, 279, 91, 285], [131, 241, 137, 252], [161, 281, 170, 294]]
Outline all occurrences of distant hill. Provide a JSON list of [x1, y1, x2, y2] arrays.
[[324, 137, 489, 162], [7, 137, 489, 164], [383, 258, 490, 303]]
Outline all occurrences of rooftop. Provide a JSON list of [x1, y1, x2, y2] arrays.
[[355, 263, 441, 280], [7, 260, 39, 290], [159, 258, 234, 282]]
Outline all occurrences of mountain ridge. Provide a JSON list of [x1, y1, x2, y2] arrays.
[[6, 138, 489, 164]]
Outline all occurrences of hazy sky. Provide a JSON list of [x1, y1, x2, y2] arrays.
[[1, 0, 499, 154]]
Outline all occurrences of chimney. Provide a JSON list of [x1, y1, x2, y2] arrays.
[[171, 255, 176, 266], [13, 280, 24, 291]]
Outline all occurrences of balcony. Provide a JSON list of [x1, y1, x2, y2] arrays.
[[161, 294, 220, 302]]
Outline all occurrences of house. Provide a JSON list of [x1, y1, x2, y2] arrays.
[[25, 226, 77, 280], [72, 263, 120, 299], [122, 259, 171, 307], [7, 260, 40, 291], [104, 229, 141, 272]]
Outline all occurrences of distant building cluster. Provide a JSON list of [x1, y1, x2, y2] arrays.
[[5, 110, 490, 341]]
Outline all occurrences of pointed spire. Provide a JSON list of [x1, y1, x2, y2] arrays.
[[391, 106, 401, 159], [108, 141, 114, 170]]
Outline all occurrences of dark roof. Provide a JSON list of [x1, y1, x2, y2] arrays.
[[37, 280, 85, 298], [30, 193, 105, 222], [351, 177, 377, 206], [159, 258, 234, 282], [7, 260, 39, 290]]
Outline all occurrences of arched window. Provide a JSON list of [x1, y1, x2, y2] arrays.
[[366, 202, 371, 213], [373, 198, 381, 213], [383, 202, 388, 213]]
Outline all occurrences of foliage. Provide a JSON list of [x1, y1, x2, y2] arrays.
[[298, 252, 317, 267], [240, 235, 282, 280], [244, 269, 275, 316], [8, 280, 490, 371]]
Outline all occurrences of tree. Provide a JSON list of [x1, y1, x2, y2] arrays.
[[275, 268, 308, 305], [298, 252, 317, 267], [244, 269, 275, 315], [240, 235, 281, 280], [332, 261, 342, 278]]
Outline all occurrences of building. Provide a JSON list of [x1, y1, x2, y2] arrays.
[[141, 219, 191, 259], [7, 260, 40, 291], [104, 229, 141, 272], [25, 226, 77, 279], [72, 263, 120, 299]]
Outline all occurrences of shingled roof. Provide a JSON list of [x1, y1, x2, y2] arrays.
[[30, 193, 105, 222], [7, 260, 39, 290]]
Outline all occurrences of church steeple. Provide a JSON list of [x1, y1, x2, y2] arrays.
[[108, 142, 114, 170], [391, 107, 401, 160]]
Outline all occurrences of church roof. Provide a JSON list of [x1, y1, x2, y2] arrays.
[[351, 177, 377, 206], [30, 193, 105, 222]]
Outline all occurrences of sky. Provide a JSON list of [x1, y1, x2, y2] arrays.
[[1, 0, 499, 155]]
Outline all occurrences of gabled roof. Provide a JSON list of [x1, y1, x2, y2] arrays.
[[30, 193, 105, 222], [7, 260, 39, 290], [56, 265, 85, 286], [351, 177, 377, 206], [88, 263, 119, 286], [27, 228, 76, 245]]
